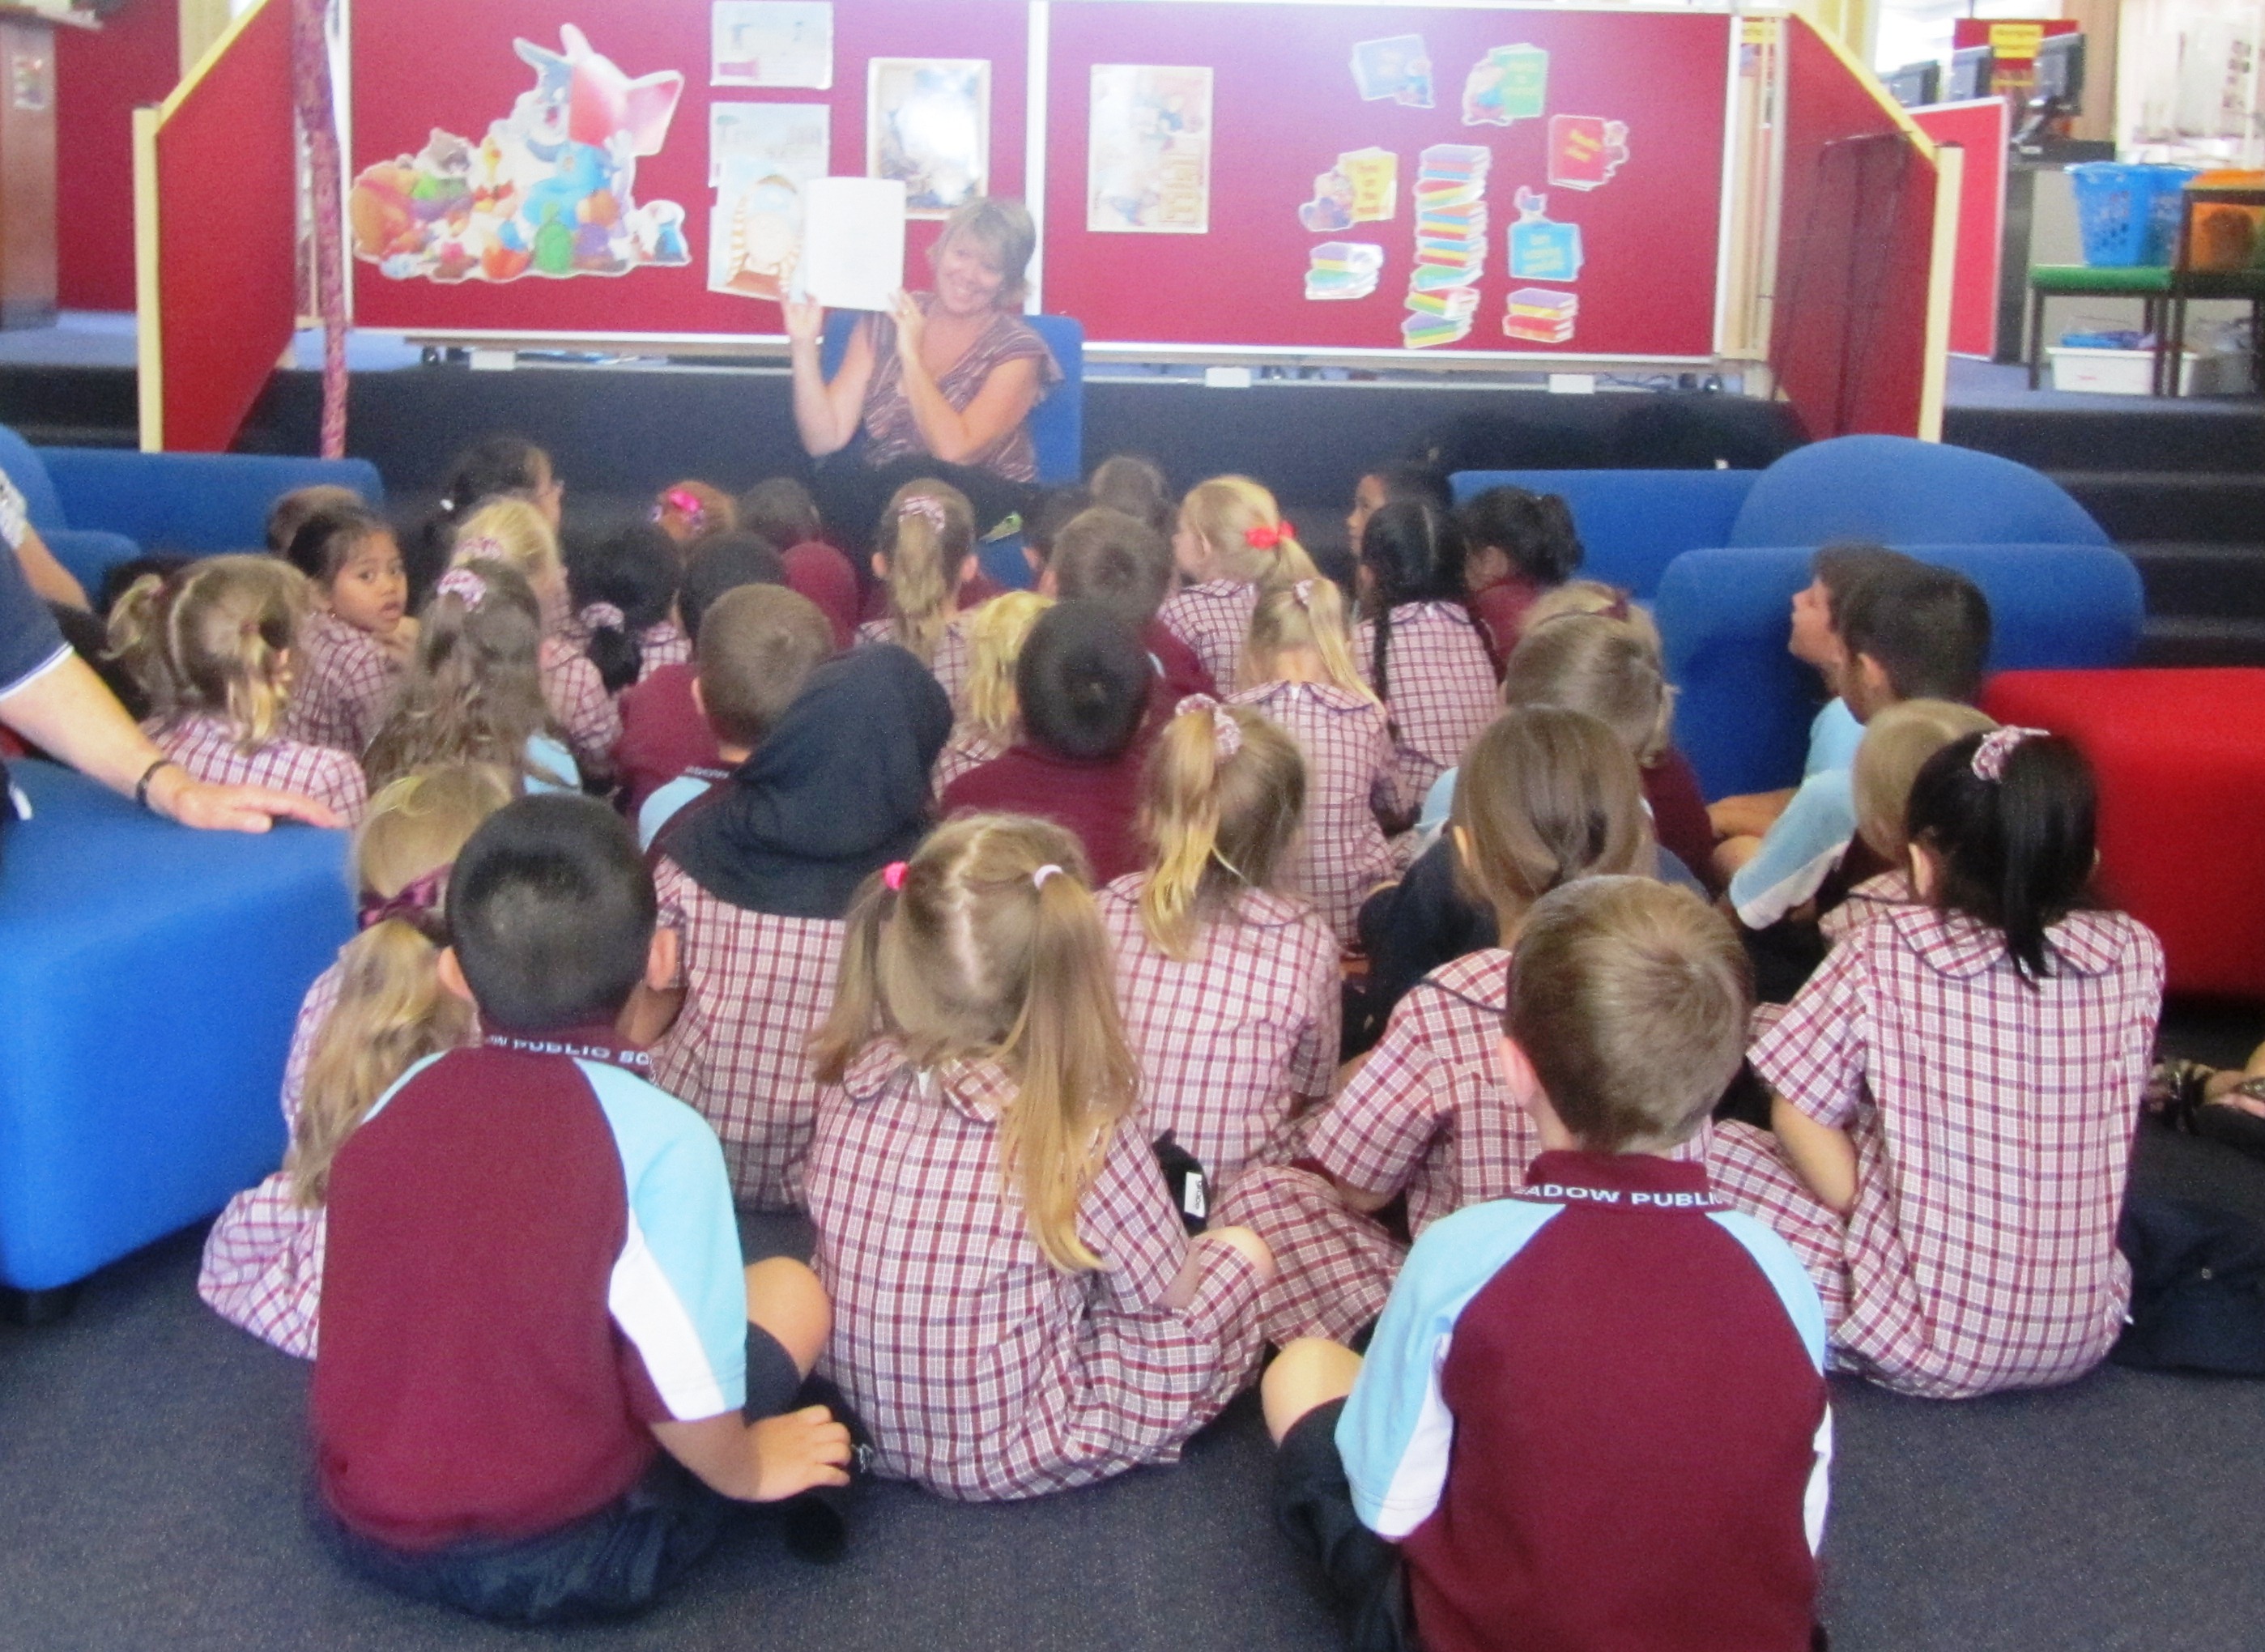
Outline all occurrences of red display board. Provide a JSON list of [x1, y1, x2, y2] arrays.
[[1912, 97, 2007, 359], [346, 0, 1030, 338], [144, 0, 299, 452], [1042, 4, 1731, 358], [1771, 19, 1941, 439]]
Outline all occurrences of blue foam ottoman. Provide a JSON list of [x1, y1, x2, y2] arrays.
[[0, 760, 352, 1300]]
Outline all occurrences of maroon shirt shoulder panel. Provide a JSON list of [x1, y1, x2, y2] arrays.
[[940, 744, 1147, 885], [617, 663, 721, 815]]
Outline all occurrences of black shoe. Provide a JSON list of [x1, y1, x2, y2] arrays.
[[777, 1375, 873, 1565]]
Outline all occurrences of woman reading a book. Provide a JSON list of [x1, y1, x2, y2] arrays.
[[786, 195, 1062, 554]]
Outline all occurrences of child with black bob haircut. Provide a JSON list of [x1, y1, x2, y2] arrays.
[[564, 517, 687, 694], [1262, 876, 1829, 1652], [939, 600, 1154, 883], [310, 794, 855, 1624]]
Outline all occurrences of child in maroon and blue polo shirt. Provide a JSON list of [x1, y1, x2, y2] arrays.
[[1261, 877, 1832, 1652], [309, 794, 855, 1624]]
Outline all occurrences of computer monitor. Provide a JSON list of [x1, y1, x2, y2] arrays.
[[1948, 45, 1993, 102], [2031, 32, 2085, 107], [1884, 60, 1941, 108]]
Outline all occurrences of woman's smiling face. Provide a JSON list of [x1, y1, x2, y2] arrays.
[[934, 231, 1007, 316]]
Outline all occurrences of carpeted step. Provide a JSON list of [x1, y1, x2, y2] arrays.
[[2054, 471, 2265, 543], [2136, 614, 2265, 667], [1948, 405, 2265, 475], [2125, 542, 2265, 621]]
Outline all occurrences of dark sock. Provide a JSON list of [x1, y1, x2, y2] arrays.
[[777, 1374, 872, 1565]]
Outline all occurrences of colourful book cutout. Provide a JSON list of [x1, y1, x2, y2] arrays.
[[1505, 286, 1577, 344], [1507, 188, 1582, 283], [1547, 116, 1629, 190], [1462, 45, 1548, 127], [1305, 241, 1384, 300]]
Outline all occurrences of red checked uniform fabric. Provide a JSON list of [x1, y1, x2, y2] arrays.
[[1709, 905, 2165, 1398], [806, 1044, 1268, 1501], [1097, 876, 1341, 1186], [538, 639, 622, 774], [284, 609, 399, 756], [1158, 578, 1259, 700], [198, 963, 347, 1359], [855, 615, 973, 710], [649, 856, 844, 1209], [1220, 948, 1711, 1343], [155, 712, 368, 824], [1228, 678, 1399, 945], [1356, 602, 1500, 818]]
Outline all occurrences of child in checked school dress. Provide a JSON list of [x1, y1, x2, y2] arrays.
[[804, 815, 1275, 1501]]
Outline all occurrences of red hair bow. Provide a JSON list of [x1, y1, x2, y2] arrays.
[[1244, 521, 1295, 551]]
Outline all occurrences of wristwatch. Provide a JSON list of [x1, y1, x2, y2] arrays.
[[135, 756, 180, 811]]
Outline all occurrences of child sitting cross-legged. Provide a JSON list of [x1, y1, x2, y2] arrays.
[[1099, 696, 1340, 1191], [1217, 705, 1657, 1345], [1709, 728, 2165, 1399], [198, 764, 511, 1357], [279, 503, 414, 756], [1262, 875, 1829, 1652], [637, 585, 834, 850], [309, 794, 856, 1623], [107, 554, 370, 824], [805, 815, 1275, 1500], [649, 644, 952, 1207]]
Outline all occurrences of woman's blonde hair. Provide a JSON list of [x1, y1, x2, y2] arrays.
[[106, 554, 309, 749], [452, 496, 564, 624], [1452, 705, 1654, 938], [1136, 700, 1305, 959], [1180, 475, 1320, 586], [287, 764, 511, 1207], [1241, 575, 1375, 700], [933, 196, 1037, 308], [1502, 611, 1674, 765], [1853, 698, 1998, 858], [876, 478, 976, 666], [812, 815, 1137, 1271], [960, 590, 1052, 743], [1522, 579, 1663, 657], [364, 560, 561, 791]]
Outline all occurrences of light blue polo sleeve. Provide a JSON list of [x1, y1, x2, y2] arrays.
[[580, 1060, 749, 1420], [636, 775, 713, 849], [1806, 698, 1863, 777], [1729, 765, 1855, 930], [1337, 1199, 1557, 1539]]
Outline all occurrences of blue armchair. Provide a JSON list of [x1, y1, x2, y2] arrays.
[[1449, 468, 1760, 598], [1722, 435, 2110, 550], [0, 421, 385, 595]]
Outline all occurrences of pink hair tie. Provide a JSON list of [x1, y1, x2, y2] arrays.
[[1032, 863, 1063, 890], [882, 860, 909, 892], [659, 488, 706, 530], [1970, 726, 2047, 782], [580, 601, 627, 633], [453, 531, 507, 564], [1175, 693, 1241, 760], [359, 865, 448, 931], [898, 495, 951, 533], [435, 567, 487, 610]]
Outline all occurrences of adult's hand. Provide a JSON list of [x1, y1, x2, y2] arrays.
[[143, 763, 341, 833], [889, 289, 926, 368], [782, 297, 826, 347]]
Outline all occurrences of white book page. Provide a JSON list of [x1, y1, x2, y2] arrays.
[[798, 177, 907, 312]]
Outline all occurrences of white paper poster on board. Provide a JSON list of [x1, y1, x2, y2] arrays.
[[712, 2, 833, 90], [1088, 65, 1213, 233], [800, 177, 907, 311], [867, 58, 991, 218]]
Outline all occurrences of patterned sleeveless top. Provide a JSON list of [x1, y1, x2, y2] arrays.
[[859, 296, 1062, 483]]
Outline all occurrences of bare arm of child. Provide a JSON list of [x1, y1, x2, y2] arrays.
[[1709, 790, 1795, 841], [651, 1406, 851, 1504], [1770, 1090, 1857, 1218]]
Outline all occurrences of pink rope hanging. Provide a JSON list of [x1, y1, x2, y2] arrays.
[[291, 0, 347, 458]]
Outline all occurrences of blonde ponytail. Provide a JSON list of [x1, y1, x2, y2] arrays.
[[1135, 700, 1304, 958], [878, 479, 975, 666], [1242, 575, 1376, 700], [107, 555, 306, 748], [960, 590, 1052, 743], [811, 814, 1137, 1271], [1180, 475, 1319, 586], [285, 764, 509, 1207]]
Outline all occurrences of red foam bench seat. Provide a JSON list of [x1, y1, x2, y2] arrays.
[[1982, 668, 2265, 999]]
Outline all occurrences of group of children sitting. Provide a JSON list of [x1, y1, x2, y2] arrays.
[[100, 436, 2175, 1647]]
